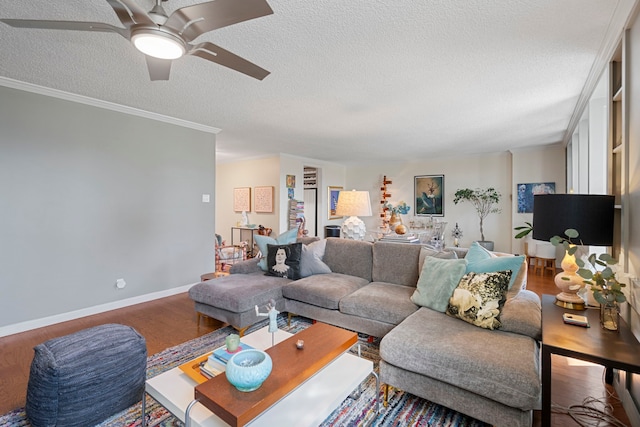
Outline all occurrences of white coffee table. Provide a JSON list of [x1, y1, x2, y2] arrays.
[[144, 326, 376, 427]]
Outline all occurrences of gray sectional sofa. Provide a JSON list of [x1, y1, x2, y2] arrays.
[[188, 237, 541, 426]]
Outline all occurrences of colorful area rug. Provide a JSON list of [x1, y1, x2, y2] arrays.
[[0, 315, 488, 427]]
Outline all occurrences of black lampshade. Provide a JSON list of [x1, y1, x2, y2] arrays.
[[532, 194, 614, 246]]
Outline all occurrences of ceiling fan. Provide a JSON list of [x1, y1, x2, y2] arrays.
[[0, 0, 273, 81]]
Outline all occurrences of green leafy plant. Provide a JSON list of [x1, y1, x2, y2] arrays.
[[550, 228, 626, 304], [384, 201, 410, 215], [514, 222, 533, 239], [453, 188, 501, 241]]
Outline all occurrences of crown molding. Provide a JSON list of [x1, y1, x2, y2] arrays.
[[562, 0, 639, 146], [0, 76, 221, 134]]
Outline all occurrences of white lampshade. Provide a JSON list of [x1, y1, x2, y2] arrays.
[[335, 190, 372, 240]]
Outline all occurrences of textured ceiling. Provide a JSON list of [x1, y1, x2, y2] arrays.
[[0, 0, 636, 164]]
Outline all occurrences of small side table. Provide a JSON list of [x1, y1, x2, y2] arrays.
[[534, 257, 555, 275], [541, 294, 640, 425]]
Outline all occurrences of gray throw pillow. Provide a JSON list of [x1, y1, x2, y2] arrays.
[[418, 247, 458, 273], [411, 256, 468, 312], [500, 289, 542, 339], [300, 239, 331, 278]]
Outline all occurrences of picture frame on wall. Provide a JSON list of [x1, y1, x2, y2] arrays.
[[328, 186, 343, 219], [286, 174, 296, 188], [233, 187, 251, 212], [516, 182, 556, 213], [254, 186, 274, 213], [414, 175, 444, 217]]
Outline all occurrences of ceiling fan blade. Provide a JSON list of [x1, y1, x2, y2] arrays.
[[0, 19, 128, 37], [106, 0, 154, 28], [189, 41, 269, 80], [145, 56, 172, 81], [164, 0, 273, 43]]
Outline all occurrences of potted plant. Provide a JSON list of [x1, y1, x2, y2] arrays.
[[514, 222, 533, 239], [453, 187, 501, 250], [514, 221, 536, 257], [551, 228, 626, 330], [384, 201, 410, 233]]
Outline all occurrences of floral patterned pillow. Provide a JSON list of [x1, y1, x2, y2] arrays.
[[446, 270, 512, 330]]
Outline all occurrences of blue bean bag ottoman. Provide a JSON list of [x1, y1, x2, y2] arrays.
[[26, 323, 147, 427]]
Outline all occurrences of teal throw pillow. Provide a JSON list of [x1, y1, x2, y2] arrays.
[[465, 241, 494, 264], [465, 242, 524, 290], [254, 228, 299, 271], [446, 270, 511, 330], [411, 257, 468, 312]]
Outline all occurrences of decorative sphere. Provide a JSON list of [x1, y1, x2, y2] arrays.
[[225, 349, 272, 392], [395, 224, 408, 235]]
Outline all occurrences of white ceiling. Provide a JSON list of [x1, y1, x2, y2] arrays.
[[0, 0, 636, 164]]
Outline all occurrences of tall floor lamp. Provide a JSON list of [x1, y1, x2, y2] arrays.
[[335, 190, 373, 240], [532, 194, 614, 310]]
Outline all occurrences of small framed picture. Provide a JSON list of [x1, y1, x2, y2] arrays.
[[233, 187, 251, 212], [286, 174, 296, 188], [415, 175, 444, 216], [328, 186, 343, 219], [254, 186, 274, 213]]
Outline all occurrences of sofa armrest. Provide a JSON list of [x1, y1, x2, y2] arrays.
[[229, 258, 262, 274], [500, 290, 541, 340]]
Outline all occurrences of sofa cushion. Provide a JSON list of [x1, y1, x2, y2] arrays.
[[300, 239, 331, 278], [446, 271, 511, 330], [465, 242, 525, 290], [340, 282, 419, 325], [189, 273, 289, 313], [282, 273, 369, 309], [411, 257, 468, 312], [371, 241, 423, 286], [254, 228, 299, 271], [323, 238, 373, 281], [265, 243, 302, 279], [380, 307, 541, 410]]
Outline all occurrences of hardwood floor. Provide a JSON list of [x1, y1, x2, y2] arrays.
[[0, 270, 632, 426]]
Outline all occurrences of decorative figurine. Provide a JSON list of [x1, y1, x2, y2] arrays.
[[255, 299, 279, 346], [451, 223, 463, 247]]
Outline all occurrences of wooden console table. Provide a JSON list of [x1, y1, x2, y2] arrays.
[[541, 294, 640, 425], [231, 227, 260, 258]]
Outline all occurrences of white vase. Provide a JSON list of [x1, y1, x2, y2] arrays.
[[535, 242, 556, 259]]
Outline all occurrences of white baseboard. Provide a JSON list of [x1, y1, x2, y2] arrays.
[[0, 284, 196, 338]]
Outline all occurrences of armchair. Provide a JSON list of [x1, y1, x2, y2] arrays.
[[215, 234, 247, 272]]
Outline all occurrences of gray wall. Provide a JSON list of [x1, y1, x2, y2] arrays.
[[0, 86, 216, 327]]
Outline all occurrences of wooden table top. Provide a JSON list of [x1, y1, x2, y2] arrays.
[[541, 294, 640, 372], [194, 322, 357, 427]]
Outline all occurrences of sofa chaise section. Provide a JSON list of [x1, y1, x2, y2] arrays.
[[380, 290, 542, 427], [189, 271, 289, 334]]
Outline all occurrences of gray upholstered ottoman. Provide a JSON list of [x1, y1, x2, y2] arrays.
[[26, 323, 147, 427]]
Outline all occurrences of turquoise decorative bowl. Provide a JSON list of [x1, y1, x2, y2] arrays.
[[225, 349, 272, 392]]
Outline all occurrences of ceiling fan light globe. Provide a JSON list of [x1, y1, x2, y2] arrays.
[[131, 31, 185, 60]]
